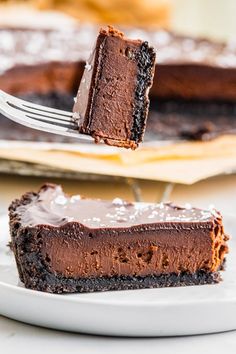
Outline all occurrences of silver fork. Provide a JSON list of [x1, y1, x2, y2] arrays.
[[0, 90, 93, 142]]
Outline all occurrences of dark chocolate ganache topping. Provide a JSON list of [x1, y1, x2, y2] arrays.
[[17, 185, 219, 228]]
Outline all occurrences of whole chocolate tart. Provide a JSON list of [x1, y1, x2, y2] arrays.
[[1, 26, 236, 143], [73, 26, 156, 149], [9, 184, 229, 294], [1, 26, 236, 101]]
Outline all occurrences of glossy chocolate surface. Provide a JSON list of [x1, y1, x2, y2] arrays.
[[17, 184, 217, 228]]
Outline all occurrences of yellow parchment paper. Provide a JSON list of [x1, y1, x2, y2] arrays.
[[1, 135, 236, 184]]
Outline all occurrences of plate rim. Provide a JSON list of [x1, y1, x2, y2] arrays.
[[1, 278, 236, 308]]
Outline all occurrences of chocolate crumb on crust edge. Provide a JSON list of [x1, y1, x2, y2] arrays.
[[131, 41, 156, 144]]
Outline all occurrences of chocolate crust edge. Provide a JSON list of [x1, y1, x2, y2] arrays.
[[131, 42, 156, 143], [8, 183, 55, 283]]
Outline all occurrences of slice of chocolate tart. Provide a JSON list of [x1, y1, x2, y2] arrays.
[[73, 26, 156, 149], [9, 184, 229, 294]]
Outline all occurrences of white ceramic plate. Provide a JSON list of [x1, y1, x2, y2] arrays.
[[0, 214, 235, 337]]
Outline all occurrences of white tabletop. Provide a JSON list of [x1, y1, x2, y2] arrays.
[[1, 315, 236, 354], [0, 173, 236, 353]]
